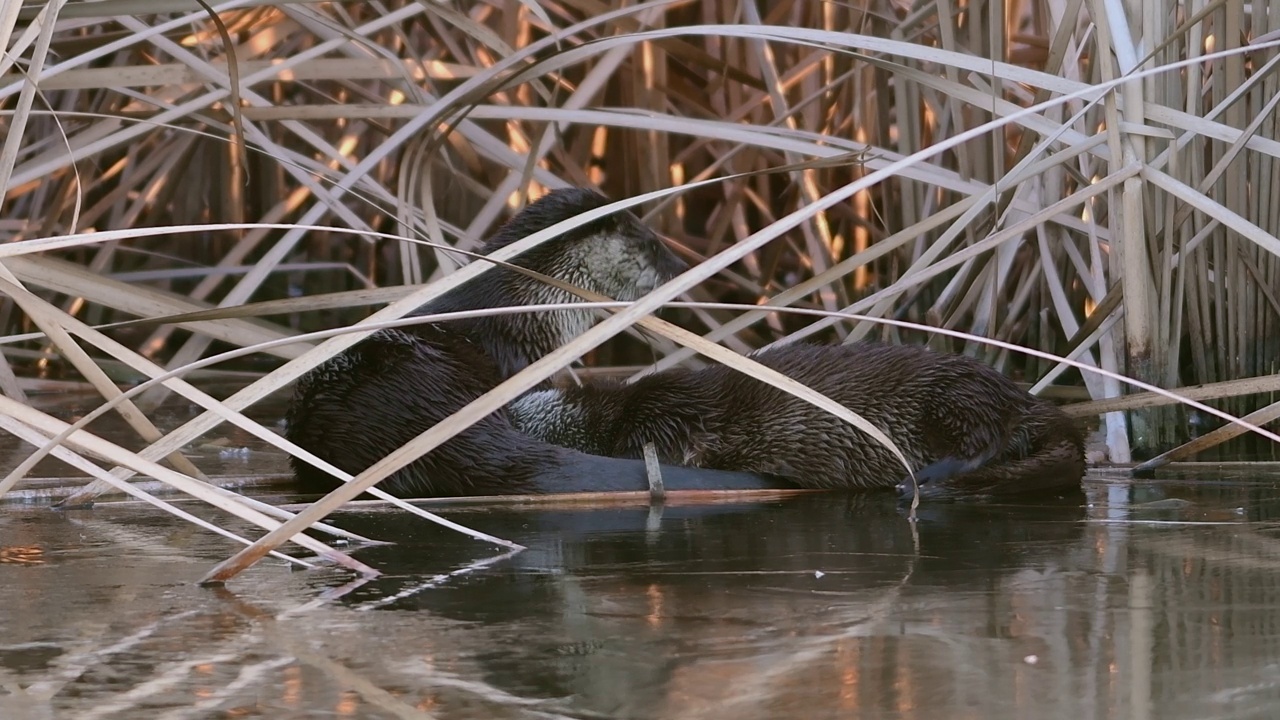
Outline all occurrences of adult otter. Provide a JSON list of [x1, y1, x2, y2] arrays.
[[285, 188, 785, 497], [510, 341, 1086, 501], [408, 188, 685, 379]]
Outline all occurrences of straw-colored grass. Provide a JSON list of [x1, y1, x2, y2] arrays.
[[2, 0, 1279, 578]]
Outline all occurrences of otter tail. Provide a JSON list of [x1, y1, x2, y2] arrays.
[[900, 411, 1086, 502]]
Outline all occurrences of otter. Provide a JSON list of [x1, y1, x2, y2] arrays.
[[510, 341, 1086, 501], [285, 188, 786, 497], [407, 188, 686, 379]]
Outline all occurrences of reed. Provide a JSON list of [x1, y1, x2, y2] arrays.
[[2, 0, 1278, 575]]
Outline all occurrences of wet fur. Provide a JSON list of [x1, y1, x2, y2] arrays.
[[410, 188, 685, 378], [510, 342, 1086, 501], [285, 188, 779, 497]]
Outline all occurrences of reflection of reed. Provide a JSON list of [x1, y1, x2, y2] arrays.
[[1133, 518, 1280, 700], [632, 557, 1089, 720], [1, 0, 1277, 586], [417, 495, 1093, 719], [440, 490, 1280, 720], [11, 484, 1280, 718], [0, 545, 44, 565]]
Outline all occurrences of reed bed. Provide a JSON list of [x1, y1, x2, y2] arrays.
[[1, 0, 1279, 578]]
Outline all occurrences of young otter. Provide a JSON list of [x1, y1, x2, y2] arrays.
[[510, 341, 1086, 501], [285, 188, 785, 497]]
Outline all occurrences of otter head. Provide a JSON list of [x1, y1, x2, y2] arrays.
[[419, 187, 693, 376], [484, 187, 688, 307]]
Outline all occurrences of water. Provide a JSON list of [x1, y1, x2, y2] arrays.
[[5, 474, 1280, 719]]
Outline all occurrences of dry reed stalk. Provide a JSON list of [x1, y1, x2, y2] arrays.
[[1, 1, 1279, 575]]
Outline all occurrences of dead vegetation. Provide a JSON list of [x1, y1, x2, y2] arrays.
[[1, 0, 1278, 578]]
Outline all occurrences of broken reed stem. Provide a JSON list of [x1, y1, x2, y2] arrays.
[[1, 2, 1278, 579]]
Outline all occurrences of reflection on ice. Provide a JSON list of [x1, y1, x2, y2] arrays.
[[5, 475, 1280, 719]]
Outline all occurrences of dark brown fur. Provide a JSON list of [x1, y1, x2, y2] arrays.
[[510, 342, 1086, 501], [410, 188, 686, 378], [284, 188, 783, 497]]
